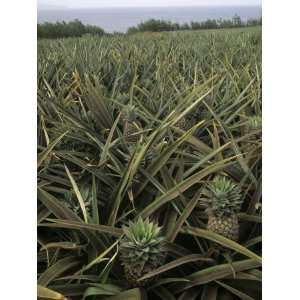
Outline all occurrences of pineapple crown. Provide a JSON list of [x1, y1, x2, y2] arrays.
[[247, 115, 262, 130], [122, 217, 164, 246], [120, 217, 166, 286], [117, 93, 129, 103], [207, 176, 242, 217]]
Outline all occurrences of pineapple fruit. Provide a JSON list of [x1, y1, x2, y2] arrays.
[[124, 121, 142, 143], [122, 105, 143, 143], [244, 115, 262, 165], [120, 217, 166, 287], [206, 176, 242, 241], [175, 116, 193, 131]]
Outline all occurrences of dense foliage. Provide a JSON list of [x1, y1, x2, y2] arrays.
[[37, 27, 261, 300], [37, 19, 106, 39], [127, 15, 261, 34]]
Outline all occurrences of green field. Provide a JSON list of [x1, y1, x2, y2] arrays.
[[38, 27, 262, 300]]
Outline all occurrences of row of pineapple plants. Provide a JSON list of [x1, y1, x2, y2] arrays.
[[38, 27, 261, 300]]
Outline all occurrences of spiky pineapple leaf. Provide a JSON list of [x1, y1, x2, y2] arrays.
[[215, 281, 255, 300], [153, 286, 176, 300], [173, 259, 261, 293], [176, 288, 201, 300], [37, 285, 67, 300], [180, 226, 261, 263], [139, 254, 213, 282], [82, 284, 123, 299], [103, 288, 148, 300], [38, 218, 123, 237], [37, 131, 69, 168], [167, 187, 203, 242], [64, 164, 88, 223], [37, 189, 103, 251], [38, 256, 81, 286]]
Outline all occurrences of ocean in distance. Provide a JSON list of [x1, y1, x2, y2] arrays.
[[37, 6, 262, 33]]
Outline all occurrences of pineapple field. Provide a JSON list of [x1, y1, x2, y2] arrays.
[[37, 27, 262, 300]]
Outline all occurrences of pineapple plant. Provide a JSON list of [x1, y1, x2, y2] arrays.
[[122, 105, 143, 143], [120, 217, 166, 287], [206, 176, 242, 241]]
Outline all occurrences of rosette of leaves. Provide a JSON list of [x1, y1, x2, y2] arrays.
[[120, 217, 166, 287]]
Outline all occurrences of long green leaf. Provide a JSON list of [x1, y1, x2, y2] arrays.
[[65, 164, 88, 223], [180, 227, 261, 263], [38, 256, 81, 286], [37, 285, 67, 300], [37, 189, 103, 252], [103, 288, 147, 300], [139, 254, 213, 281], [215, 281, 255, 300], [168, 188, 203, 242], [139, 157, 237, 218], [39, 218, 123, 236], [82, 284, 123, 299], [37, 131, 68, 168], [174, 259, 261, 293]]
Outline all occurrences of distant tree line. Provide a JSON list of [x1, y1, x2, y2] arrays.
[[127, 15, 262, 34], [37, 19, 106, 39], [37, 15, 261, 39]]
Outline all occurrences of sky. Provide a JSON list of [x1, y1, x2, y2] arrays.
[[38, 0, 261, 9]]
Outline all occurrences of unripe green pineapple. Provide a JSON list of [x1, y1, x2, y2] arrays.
[[122, 105, 142, 143], [120, 217, 166, 287], [207, 214, 239, 241], [175, 116, 193, 131], [190, 108, 211, 122], [124, 121, 142, 143], [244, 115, 262, 165], [206, 176, 242, 241]]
